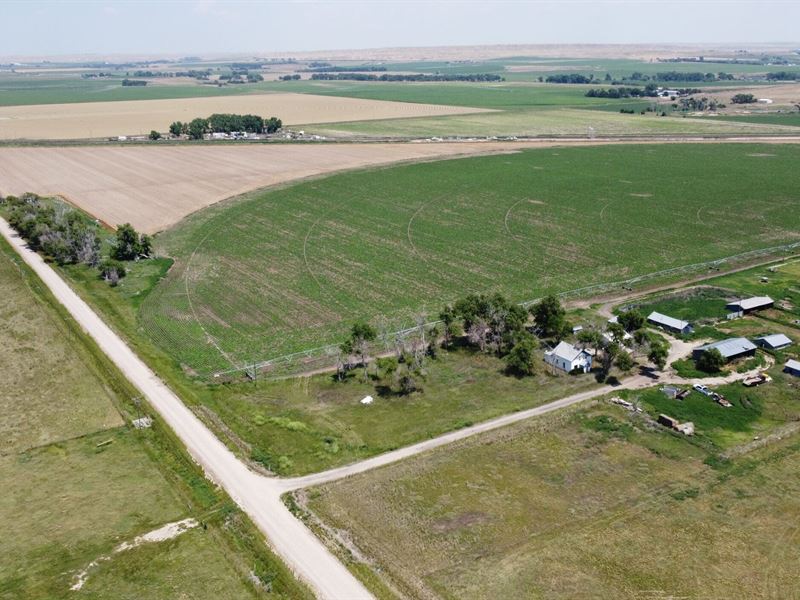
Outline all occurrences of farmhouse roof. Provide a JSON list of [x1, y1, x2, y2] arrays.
[[727, 296, 774, 311], [756, 334, 792, 348], [696, 337, 757, 359], [785, 359, 800, 372], [547, 341, 589, 362], [647, 311, 690, 331]]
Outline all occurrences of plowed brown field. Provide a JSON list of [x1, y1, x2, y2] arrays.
[[0, 142, 529, 232], [0, 92, 492, 140]]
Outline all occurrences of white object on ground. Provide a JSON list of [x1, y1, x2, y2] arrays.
[[360, 395, 374, 405]]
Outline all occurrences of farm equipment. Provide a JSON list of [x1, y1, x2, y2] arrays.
[[742, 373, 772, 387], [712, 392, 732, 408]]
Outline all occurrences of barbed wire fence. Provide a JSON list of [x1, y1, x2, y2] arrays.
[[211, 240, 800, 380]]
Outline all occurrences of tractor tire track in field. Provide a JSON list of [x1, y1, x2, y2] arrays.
[[503, 198, 529, 240], [183, 223, 240, 370], [405, 198, 455, 287], [300, 216, 351, 314], [599, 201, 611, 223], [696, 206, 705, 226], [406, 201, 430, 263], [303, 217, 325, 291]]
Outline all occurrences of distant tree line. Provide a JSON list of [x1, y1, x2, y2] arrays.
[[586, 85, 659, 98], [766, 71, 800, 80], [310, 73, 504, 82], [231, 62, 265, 69], [121, 79, 147, 87], [2, 194, 152, 286], [302, 65, 387, 73], [168, 114, 282, 139], [130, 69, 213, 80], [279, 74, 301, 81], [731, 93, 757, 104], [544, 74, 595, 84], [653, 71, 733, 82], [585, 84, 702, 99], [220, 70, 263, 83]]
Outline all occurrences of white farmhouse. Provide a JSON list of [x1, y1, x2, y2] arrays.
[[544, 341, 593, 374]]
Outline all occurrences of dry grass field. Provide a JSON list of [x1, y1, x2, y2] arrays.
[[0, 92, 491, 140], [306, 377, 800, 599], [0, 141, 598, 232], [0, 237, 271, 599], [693, 82, 800, 108]]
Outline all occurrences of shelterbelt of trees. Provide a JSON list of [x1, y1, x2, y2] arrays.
[[168, 113, 282, 139], [309, 73, 504, 82]]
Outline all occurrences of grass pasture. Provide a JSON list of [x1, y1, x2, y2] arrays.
[[197, 347, 600, 475], [0, 241, 122, 454], [142, 143, 800, 376], [305, 372, 800, 599], [0, 237, 306, 599]]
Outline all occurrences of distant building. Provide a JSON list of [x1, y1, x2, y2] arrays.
[[544, 341, 592, 374], [754, 334, 793, 351], [725, 296, 774, 314], [784, 359, 800, 377], [693, 337, 757, 362], [647, 311, 693, 335]]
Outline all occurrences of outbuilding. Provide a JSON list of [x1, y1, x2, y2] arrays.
[[647, 311, 693, 335], [725, 296, 774, 314], [755, 334, 793, 351], [784, 359, 800, 377], [544, 341, 593, 374], [693, 337, 757, 362]]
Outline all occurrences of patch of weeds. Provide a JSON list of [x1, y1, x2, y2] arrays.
[[671, 487, 700, 501], [252, 413, 309, 432], [580, 414, 633, 440], [323, 438, 340, 454]]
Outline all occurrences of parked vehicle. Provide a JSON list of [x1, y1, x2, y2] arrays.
[[693, 384, 712, 396]]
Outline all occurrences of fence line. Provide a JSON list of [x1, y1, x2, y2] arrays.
[[211, 240, 800, 378]]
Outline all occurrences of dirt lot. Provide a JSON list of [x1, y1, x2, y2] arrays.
[[0, 92, 492, 140]]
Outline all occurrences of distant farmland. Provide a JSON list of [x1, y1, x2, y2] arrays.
[[0, 92, 491, 140], [141, 144, 800, 375]]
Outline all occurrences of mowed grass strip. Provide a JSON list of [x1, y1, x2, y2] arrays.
[[143, 143, 800, 375], [305, 373, 800, 599]]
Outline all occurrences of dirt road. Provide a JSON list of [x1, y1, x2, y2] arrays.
[[0, 218, 373, 600], [0, 216, 767, 598]]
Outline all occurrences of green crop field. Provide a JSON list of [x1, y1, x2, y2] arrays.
[[304, 371, 800, 599], [140, 143, 800, 376], [704, 112, 800, 128], [0, 237, 307, 599], [272, 80, 794, 138], [0, 73, 279, 106]]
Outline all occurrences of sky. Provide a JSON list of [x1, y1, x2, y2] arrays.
[[1, 0, 799, 58]]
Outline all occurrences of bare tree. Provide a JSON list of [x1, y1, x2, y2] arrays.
[[467, 318, 490, 353]]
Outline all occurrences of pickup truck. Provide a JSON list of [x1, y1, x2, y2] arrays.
[[693, 384, 712, 396]]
